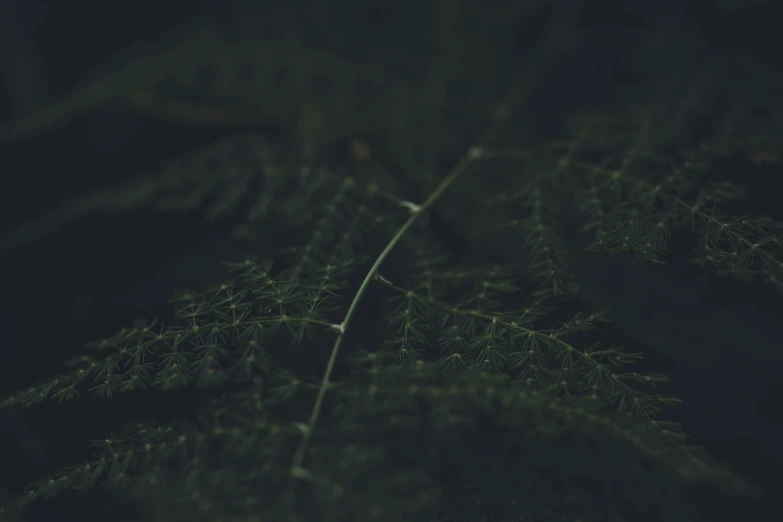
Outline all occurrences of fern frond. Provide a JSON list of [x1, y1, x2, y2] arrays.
[[3, 3, 780, 521]]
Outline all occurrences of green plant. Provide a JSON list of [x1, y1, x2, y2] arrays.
[[0, 136, 755, 521], [1, 1, 780, 521]]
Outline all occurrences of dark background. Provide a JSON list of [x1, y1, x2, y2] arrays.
[[0, 1, 781, 521]]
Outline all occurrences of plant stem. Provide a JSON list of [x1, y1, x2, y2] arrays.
[[284, 146, 483, 505]]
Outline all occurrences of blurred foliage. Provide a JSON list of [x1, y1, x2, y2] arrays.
[[0, 1, 781, 521]]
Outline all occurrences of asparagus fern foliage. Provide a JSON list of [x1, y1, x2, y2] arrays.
[[1, 1, 780, 521]]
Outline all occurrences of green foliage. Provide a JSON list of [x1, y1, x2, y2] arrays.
[[1, 1, 781, 521]]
